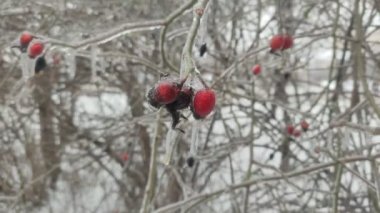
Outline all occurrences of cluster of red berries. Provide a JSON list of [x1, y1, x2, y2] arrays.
[[249, 34, 294, 76], [147, 76, 216, 131], [13, 31, 47, 74], [269, 34, 294, 53], [286, 120, 309, 138]]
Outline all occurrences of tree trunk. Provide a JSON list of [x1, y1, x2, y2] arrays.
[[33, 70, 60, 189]]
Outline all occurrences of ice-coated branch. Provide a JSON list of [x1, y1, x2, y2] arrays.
[[163, 0, 210, 166], [180, 0, 210, 78], [189, 121, 200, 156], [154, 153, 380, 213], [42, 20, 164, 49], [39, 0, 200, 51], [140, 108, 163, 213], [163, 128, 178, 165], [160, 0, 198, 72]]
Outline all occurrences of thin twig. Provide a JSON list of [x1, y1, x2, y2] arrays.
[[41, 20, 164, 49]]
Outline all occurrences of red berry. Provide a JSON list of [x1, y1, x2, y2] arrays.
[[293, 129, 301, 137], [148, 78, 188, 108], [300, 120, 309, 131], [155, 81, 180, 104], [270, 35, 285, 51], [120, 153, 129, 162], [28, 41, 44, 58], [286, 125, 295, 135], [251, 64, 261, 75], [20, 32, 33, 48], [192, 88, 216, 119], [283, 35, 294, 49], [269, 34, 294, 52]]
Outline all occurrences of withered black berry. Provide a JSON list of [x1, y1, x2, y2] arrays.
[[166, 87, 193, 111], [269, 152, 275, 160], [165, 87, 193, 130], [199, 43, 207, 57], [283, 72, 291, 80], [35, 56, 47, 74], [147, 87, 163, 109], [166, 107, 181, 129], [186, 156, 195, 167]]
